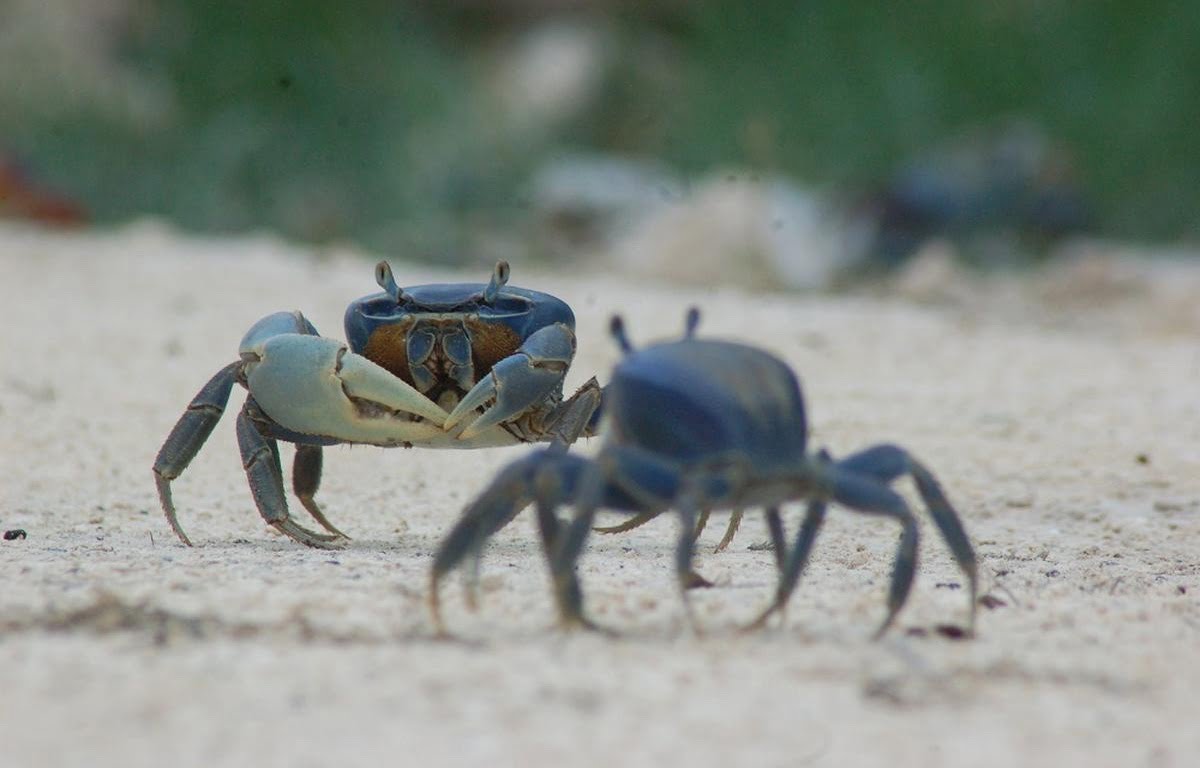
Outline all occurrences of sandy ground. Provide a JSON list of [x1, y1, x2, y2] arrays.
[[1, 222, 1198, 768]]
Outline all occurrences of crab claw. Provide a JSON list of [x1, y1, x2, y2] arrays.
[[242, 325, 448, 443], [336, 351, 448, 427], [444, 323, 575, 440]]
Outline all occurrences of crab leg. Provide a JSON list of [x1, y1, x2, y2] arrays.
[[547, 445, 688, 627], [292, 444, 348, 539], [743, 501, 827, 631], [542, 377, 603, 450], [430, 454, 545, 632], [444, 323, 576, 439], [544, 462, 607, 631], [836, 443, 978, 632], [596, 504, 747, 551], [236, 401, 344, 549], [828, 472, 920, 638], [594, 510, 658, 534], [745, 468, 921, 638], [672, 501, 704, 629], [429, 447, 662, 634], [763, 506, 788, 571], [690, 509, 712, 543], [153, 362, 240, 546], [713, 508, 746, 553]]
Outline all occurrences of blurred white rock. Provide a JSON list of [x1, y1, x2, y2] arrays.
[[483, 21, 611, 139], [888, 238, 974, 304], [605, 172, 864, 291], [528, 152, 685, 256], [0, 0, 174, 128]]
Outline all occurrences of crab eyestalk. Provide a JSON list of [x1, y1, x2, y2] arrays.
[[683, 307, 701, 338], [609, 315, 634, 354], [375, 261, 408, 303], [482, 261, 511, 304]]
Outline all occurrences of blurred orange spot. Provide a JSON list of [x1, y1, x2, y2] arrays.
[[0, 158, 88, 227]]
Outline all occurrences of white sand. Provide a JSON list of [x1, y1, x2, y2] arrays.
[[1, 222, 1198, 767]]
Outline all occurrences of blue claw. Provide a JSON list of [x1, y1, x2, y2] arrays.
[[444, 323, 575, 438]]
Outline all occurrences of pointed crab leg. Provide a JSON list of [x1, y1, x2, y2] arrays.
[[153, 362, 241, 546]]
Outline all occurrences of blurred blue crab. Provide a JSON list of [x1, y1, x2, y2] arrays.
[[431, 310, 978, 637]]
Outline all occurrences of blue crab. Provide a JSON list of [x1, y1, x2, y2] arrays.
[[430, 310, 978, 637], [153, 261, 601, 548]]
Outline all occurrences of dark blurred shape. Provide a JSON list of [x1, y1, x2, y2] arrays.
[[861, 122, 1091, 267], [0, 154, 88, 227]]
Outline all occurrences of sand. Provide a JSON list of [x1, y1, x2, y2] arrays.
[[1, 222, 1198, 767]]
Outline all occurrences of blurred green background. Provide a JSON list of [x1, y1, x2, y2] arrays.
[[1, 0, 1196, 263]]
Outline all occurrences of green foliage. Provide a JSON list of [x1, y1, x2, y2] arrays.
[[7, 1, 1199, 249], [645, 0, 1200, 240], [11, 2, 507, 256]]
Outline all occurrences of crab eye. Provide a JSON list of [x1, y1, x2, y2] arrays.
[[609, 314, 634, 354], [375, 261, 406, 302], [483, 260, 511, 304]]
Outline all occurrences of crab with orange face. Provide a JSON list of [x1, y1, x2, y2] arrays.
[[153, 261, 601, 548]]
